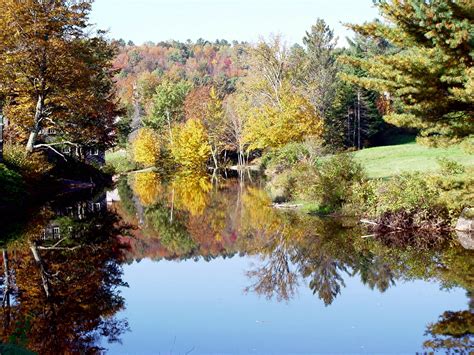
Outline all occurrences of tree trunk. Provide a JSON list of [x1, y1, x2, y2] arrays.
[[166, 110, 173, 145], [2, 249, 10, 328], [170, 188, 175, 224], [30, 242, 51, 299], [2, 249, 10, 308], [357, 89, 361, 150], [26, 94, 44, 153], [352, 103, 356, 148], [347, 108, 350, 147], [211, 145, 219, 170]]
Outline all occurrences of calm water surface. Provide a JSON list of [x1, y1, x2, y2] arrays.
[[0, 172, 472, 354]]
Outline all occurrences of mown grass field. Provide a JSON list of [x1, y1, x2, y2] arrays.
[[354, 142, 474, 178]]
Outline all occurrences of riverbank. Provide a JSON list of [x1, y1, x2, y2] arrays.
[[263, 141, 473, 234], [0, 156, 112, 213]]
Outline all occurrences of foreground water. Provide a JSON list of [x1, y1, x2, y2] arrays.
[[106, 258, 467, 354], [0, 172, 472, 354]]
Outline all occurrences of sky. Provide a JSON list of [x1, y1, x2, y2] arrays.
[[90, 0, 380, 47]]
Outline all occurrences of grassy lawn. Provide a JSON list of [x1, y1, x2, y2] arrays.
[[105, 149, 137, 174], [354, 142, 474, 178]]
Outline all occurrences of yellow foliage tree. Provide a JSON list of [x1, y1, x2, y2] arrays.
[[170, 119, 211, 171], [243, 87, 323, 151], [131, 128, 160, 167], [205, 87, 226, 169]]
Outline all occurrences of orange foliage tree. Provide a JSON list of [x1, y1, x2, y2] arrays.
[[0, 0, 120, 153]]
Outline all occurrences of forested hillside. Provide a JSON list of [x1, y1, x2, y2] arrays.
[[111, 23, 398, 171]]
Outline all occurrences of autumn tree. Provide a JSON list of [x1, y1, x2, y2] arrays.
[[170, 119, 211, 171], [340, 0, 474, 145], [184, 86, 212, 122], [224, 94, 249, 166], [145, 79, 191, 138], [242, 36, 290, 108], [131, 127, 160, 167], [237, 37, 323, 153], [243, 86, 323, 151], [137, 71, 161, 112], [184, 86, 226, 168], [0, 0, 119, 154], [0, 204, 129, 353], [172, 173, 212, 216], [204, 88, 226, 169], [144, 203, 197, 256], [424, 310, 474, 352]]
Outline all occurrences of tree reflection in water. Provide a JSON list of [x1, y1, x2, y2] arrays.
[[0, 193, 131, 354], [116, 172, 473, 351], [1, 173, 471, 352]]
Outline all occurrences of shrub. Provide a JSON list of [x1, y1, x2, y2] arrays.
[[347, 168, 472, 227], [428, 166, 474, 220], [437, 157, 465, 175], [3, 144, 52, 182], [344, 179, 379, 217], [293, 153, 366, 212], [266, 170, 297, 203], [373, 173, 440, 215], [261, 142, 310, 175]]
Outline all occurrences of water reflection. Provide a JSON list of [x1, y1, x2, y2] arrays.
[[0, 192, 130, 354], [425, 304, 474, 352], [0, 173, 472, 353], [114, 172, 473, 351]]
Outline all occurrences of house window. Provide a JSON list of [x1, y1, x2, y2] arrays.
[[63, 145, 71, 154], [94, 202, 102, 212], [53, 227, 60, 238], [47, 128, 57, 135], [91, 147, 100, 156]]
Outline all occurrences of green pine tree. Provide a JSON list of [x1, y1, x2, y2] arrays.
[[340, 0, 473, 145]]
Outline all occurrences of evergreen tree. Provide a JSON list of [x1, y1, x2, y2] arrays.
[[340, 0, 474, 145], [329, 33, 392, 149]]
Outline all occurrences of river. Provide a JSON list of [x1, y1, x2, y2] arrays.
[[0, 171, 472, 354]]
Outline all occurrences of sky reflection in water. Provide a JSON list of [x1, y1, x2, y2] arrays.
[[105, 257, 468, 354]]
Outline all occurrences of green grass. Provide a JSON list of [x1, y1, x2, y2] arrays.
[[354, 142, 474, 179], [105, 150, 137, 174]]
